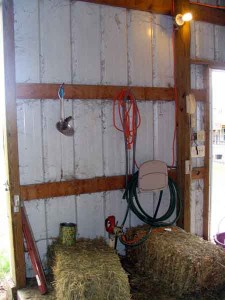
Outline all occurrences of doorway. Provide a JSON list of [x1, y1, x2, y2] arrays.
[[210, 69, 225, 241], [0, 3, 14, 294]]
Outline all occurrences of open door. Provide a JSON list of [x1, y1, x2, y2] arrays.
[[210, 69, 225, 242], [0, 1, 26, 290]]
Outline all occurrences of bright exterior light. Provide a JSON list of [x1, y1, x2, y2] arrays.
[[175, 12, 192, 26], [182, 13, 192, 22]]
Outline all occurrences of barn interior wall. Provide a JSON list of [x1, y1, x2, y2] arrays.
[[13, 0, 225, 276]]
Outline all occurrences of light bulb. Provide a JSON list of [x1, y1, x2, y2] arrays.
[[182, 12, 192, 22], [175, 12, 193, 27]]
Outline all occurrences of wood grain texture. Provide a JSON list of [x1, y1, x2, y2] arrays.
[[78, 0, 225, 26], [16, 83, 206, 102], [174, 0, 191, 231], [191, 58, 225, 69], [203, 67, 210, 240], [16, 83, 174, 100], [78, 0, 172, 14], [190, 2, 225, 26], [19, 168, 206, 201], [2, 0, 26, 288]]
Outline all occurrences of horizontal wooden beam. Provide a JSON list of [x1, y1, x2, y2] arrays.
[[21, 170, 176, 201], [192, 89, 206, 101], [16, 83, 174, 101], [192, 167, 205, 180], [78, 0, 225, 26], [16, 83, 205, 102], [78, 0, 172, 15], [20, 168, 204, 201], [190, 2, 225, 26], [191, 59, 225, 70]]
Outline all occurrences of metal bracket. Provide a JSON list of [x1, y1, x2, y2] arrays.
[[14, 195, 20, 213]]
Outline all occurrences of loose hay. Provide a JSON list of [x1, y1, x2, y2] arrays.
[[126, 226, 225, 297], [50, 238, 131, 300]]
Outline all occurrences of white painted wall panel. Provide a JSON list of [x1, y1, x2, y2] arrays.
[[153, 102, 175, 166], [46, 196, 76, 240], [152, 14, 173, 88], [104, 190, 128, 227], [195, 22, 215, 60], [17, 100, 43, 185], [73, 100, 103, 178], [102, 101, 126, 176], [24, 200, 47, 277], [71, 2, 101, 84], [14, 0, 40, 83], [76, 193, 104, 238], [39, 0, 72, 83], [191, 180, 204, 237], [215, 25, 225, 62], [127, 11, 153, 86], [136, 102, 154, 166], [42, 100, 74, 181], [100, 6, 128, 85]]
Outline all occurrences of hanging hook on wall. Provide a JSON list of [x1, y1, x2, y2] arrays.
[[56, 83, 74, 136]]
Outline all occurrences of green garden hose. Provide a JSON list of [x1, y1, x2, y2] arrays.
[[119, 171, 182, 247]]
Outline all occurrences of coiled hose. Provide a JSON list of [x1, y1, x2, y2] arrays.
[[119, 171, 182, 247]]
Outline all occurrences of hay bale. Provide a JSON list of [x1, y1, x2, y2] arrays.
[[126, 226, 225, 297], [51, 238, 131, 300]]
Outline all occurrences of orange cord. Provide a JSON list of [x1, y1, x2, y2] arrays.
[[113, 89, 141, 150]]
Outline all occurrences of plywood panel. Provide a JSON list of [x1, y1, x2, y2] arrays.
[[73, 100, 103, 178], [25, 239, 47, 278], [152, 14, 173, 87], [77, 193, 104, 238], [17, 100, 43, 185], [104, 190, 128, 226], [100, 6, 127, 85], [14, 0, 40, 83], [215, 25, 225, 62], [102, 101, 126, 176], [136, 102, 154, 166], [127, 10, 153, 86], [195, 22, 215, 60], [191, 180, 204, 236], [42, 100, 74, 182], [71, 2, 101, 84], [24, 199, 47, 278], [153, 102, 175, 165], [46, 196, 76, 240], [39, 0, 71, 83]]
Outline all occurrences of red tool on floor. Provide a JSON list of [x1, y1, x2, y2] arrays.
[[21, 206, 47, 294]]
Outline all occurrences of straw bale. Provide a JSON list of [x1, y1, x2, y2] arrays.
[[126, 225, 225, 297], [51, 238, 131, 300]]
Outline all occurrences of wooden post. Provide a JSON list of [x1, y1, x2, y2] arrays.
[[174, 0, 192, 231], [203, 67, 210, 240], [2, 0, 26, 288]]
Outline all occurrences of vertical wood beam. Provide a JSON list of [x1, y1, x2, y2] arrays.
[[2, 0, 26, 288], [203, 67, 210, 240], [174, 0, 191, 231]]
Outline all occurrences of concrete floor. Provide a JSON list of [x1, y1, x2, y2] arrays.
[[17, 287, 55, 300]]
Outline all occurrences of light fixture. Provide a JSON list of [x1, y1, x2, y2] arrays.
[[175, 12, 193, 26]]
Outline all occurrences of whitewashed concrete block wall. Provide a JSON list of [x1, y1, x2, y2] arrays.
[[14, 0, 224, 276]]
